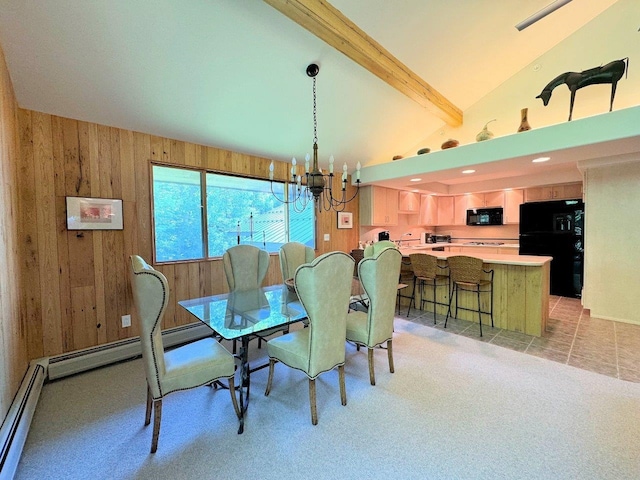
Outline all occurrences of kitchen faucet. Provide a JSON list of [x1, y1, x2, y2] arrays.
[[398, 232, 412, 246]]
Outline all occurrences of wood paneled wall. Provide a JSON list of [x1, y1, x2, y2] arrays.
[[17, 110, 360, 360], [0, 44, 27, 419]]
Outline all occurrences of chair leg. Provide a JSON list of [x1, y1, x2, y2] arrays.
[[407, 276, 417, 316], [477, 288, 483, 337], [228, 375, 241, 418], [150, 399, 162, 454], [264, 358, 276, 396], [445, 284, 455, 328], [430, 282, 437, 324], [309, 378, 318, 425], [367, 348, 376, 386], [387, 339, 394, 374], [145, 385, 152, 426], [338, 365, 347, 406]]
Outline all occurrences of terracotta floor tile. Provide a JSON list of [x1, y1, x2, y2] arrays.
[[490, 335, 530, 352], [496, 330, 533, 343], [571, 341, 617, 360], [525, 345, 569, 364], [618, 367, 640, 383], [530, 335, 573, 353], [400, 298, 640, 383], [567, 354, 618, 378]]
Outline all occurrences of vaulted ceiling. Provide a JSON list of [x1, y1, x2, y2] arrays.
[[0, 0, 638, 192]]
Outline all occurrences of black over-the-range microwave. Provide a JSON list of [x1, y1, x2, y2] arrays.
[[466, 207, 503, 226]]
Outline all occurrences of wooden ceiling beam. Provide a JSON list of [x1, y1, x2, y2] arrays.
[[263, 0, 463, 126]]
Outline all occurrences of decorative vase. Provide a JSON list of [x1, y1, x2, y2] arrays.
[[441, 139, 459, 150], [476, 119, 496, 142], [518, 108, 531, 132]]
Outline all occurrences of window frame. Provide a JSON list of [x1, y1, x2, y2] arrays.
[[150, 162, 317, 265]]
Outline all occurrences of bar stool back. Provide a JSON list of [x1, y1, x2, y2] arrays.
[[407, 253, 449, 322], [444, 255, 494, 336]]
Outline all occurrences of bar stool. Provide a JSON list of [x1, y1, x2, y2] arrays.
[[407, 253, 449, 322], [396, 257, 414, 314], [444, 255, 494, 336]]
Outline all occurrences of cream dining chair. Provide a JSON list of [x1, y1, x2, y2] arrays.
[[223, 244, 279, 349], [264, 251, 355, 425], [345, 247, 402, 385], [279, 241, 315, 282], [129, 255, 240, 453]]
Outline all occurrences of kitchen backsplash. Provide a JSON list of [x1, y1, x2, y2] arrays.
[[359, 224, 519, 245]]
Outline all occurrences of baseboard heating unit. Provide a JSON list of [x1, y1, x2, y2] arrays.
[[0, 322, 212, 479]]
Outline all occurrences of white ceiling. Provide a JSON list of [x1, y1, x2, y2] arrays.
[[0, 0, 637, 191]]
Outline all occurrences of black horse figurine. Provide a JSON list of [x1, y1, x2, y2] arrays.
[[536, 58, 628, 121]]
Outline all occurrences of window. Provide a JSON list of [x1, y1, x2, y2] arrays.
[[152, 165, 315, 262]]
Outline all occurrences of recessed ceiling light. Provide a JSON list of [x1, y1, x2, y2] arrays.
[[411, 189, 419, 192], [532, 156, 550, 163], [410, 178, 422, 182], [462, 169, 475, 174]]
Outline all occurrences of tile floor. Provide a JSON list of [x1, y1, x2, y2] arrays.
[[399, 295, 640, 383]]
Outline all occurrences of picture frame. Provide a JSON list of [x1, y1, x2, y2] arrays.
[[337, 211, 353, 229], [66, 197, 124, 230]]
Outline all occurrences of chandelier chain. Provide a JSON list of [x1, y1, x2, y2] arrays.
[[313, 76, 317, 145]]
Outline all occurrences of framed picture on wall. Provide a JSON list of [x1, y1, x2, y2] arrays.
[[337, 211, 353, 229], [66, 197, 124, 230]]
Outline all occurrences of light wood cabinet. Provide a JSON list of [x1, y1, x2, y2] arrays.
[[398, 191, 420, 213], [437, 196, 455, 226], [525, 182, 582, 202], [419, 194, 438, 226], [504, 189, 524, 224], [359, 186, 398, 226]]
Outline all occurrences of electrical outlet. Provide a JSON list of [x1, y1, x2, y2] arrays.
[[324, 233, 330, 241], [121, 314, 131, 328]]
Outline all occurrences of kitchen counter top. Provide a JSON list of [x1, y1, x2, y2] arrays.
[[398, 245, 550, 267]]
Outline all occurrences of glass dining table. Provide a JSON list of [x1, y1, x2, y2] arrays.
[[178, 284, 307, 434]]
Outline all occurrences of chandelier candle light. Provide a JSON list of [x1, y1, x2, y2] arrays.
[[269, 63, 361, 212]]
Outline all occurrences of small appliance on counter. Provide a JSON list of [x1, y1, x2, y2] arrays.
[[429, 234, 451, 243], [378, 231, 390, 241]]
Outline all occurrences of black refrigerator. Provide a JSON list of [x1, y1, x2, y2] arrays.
[[519, 199, 584, 298]]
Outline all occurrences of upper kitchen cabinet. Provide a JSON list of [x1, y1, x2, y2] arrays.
[[454, 193, 503, 225], [525, 182, 582, 202], [437, 196, 455, 226], [419, 194, 438, 226], [398, 191, 420, 213], [360, 186, 399, 226], [504, 189, 524, 224]]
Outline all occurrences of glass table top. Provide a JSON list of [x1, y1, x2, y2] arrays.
[[178, 284, 306, 341]]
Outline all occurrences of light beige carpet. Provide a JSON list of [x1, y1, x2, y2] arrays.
[[16, 319, 640, 479]]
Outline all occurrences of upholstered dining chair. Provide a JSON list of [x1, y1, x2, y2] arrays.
[[444, 255, 494, 337], [345, 247, 402, 385], [264, 251, 355, 425], [129, 255, 240, 453], [363, 240, 397, 257], [363, 240, 409, 313], [223, 244, 275, 349], [279, 241, 315, 282], [223, 244, 269, 292]]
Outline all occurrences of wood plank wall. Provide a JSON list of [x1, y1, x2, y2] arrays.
[[17, 110, 360, 360], [0, 44, 27, 419]]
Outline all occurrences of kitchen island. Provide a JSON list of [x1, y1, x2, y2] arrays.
[[398, 246, 551, 336]]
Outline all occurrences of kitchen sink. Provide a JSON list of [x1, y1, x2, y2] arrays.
[[463, 241, 505, 246]]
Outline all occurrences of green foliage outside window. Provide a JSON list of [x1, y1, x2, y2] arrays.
[[153, 165, 315, 262]]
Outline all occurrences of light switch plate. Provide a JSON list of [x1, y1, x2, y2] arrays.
[[121, 314, 131, 328], [323, 234, 330, 241]]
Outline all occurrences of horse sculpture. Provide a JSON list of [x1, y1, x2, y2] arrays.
[[536, 58, 628, 121]]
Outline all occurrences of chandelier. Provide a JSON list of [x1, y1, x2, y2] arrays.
[[269, 63, 360, 212]]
